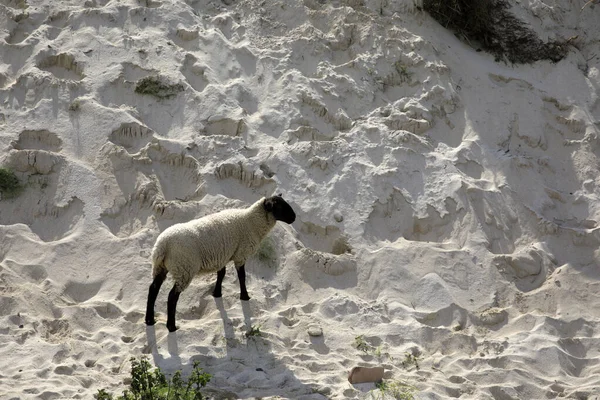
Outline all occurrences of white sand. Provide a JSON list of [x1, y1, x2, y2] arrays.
[[1, 0, 600, 398]]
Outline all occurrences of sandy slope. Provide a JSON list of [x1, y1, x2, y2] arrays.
[[1, 0, 600, 398]]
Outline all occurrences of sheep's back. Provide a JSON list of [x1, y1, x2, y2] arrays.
[[159, 209, 247, 276]]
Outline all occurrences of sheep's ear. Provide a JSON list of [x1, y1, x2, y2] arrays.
[[277, 193, 283, 197], [264, 197, 274, 212]]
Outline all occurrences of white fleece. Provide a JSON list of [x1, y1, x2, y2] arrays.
[[151, 197, 276, 290]]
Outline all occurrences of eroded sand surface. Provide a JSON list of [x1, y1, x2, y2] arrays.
[[1, 0, 600, 398]]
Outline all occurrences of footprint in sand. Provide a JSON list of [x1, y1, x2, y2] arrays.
[[62, 280, 103, 303], [38, 319, 71, 344], [181, 54, 209, 92], [92, 302, 123, 319]]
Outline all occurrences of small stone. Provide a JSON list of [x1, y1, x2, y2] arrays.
[[333, 211, 344, 222], [307, 326, 323, 337]]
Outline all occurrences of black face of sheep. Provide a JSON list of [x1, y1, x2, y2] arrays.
[[264, 194, 296, 224]]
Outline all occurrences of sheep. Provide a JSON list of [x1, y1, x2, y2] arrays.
[[145, 194, 296, 332]]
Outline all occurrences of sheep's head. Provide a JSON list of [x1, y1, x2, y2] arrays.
[[264, 194, 296, 224]]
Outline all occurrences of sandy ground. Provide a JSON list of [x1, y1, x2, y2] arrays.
[[1, 0, 600, 399]]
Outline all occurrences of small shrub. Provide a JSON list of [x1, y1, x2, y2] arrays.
[[95, 356, 211, 400], [135, 76, 184, 99], [255, 236, 277, 267], [401, 351, 421, 370], [354, 335, 372, 354], [332, 236, 352, 255], [374, 380, 417, 400], [393, 61, 412, 82], [69, 99, 81, 111], [245, 325, 263, 338], [95, 389, 113, 400], [0, 167, 23, 199], [423, 0, 568, 63]]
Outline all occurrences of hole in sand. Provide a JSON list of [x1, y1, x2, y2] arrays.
[[405, 200, 464, 243], [455, 159, 483, 180], [229, 84, 258, 114], [121, 62, 154, 82], [202, 117, 246, 137], [5, 12, 35, 44], [365, 189, 413, 243], [3, 260, 48, 284], [181, 54, 208, 92], [298, 222, 352, 255], [0, 296, 18, 316], [100, 199, 156, 238], [300, 92, 352, 131], [12, 129, 62, 152], [29, 197, 85, 242], [63, 280, 103, 303], [176, 28, 199, 41], [37, 53, 85, 80], [38, 319, 71, 343], [214, 161, 274, 189], [147, 153, 204, 202], [108, 122, 154, 153], [0, 184, 84, 242], [285, 126, 335, 144]]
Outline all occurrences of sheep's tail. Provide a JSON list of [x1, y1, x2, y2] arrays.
[[151, 240, 168, 278]]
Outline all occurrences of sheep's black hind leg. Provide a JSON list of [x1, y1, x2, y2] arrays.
[[145, 270, 167, 326], [236, 264, 250, 301], [212, 267, 226, 298], [166, 285, 181, 332]]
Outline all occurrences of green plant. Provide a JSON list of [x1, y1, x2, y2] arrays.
[[245, 325, 263, 338], [0, 167, 23, 199], [401, 352, 420, 370], [422, 0, 568, 63], [354, 335, 372, 354], [375, 345, 384, 359], [95, 356, 211, 400], [374, 380, 417, 400], [69, 99, 81, 111], [393, 61, 411, 81], [95, 389, 113, 400], [135, 76, 184, 99], [352, 336, 397, 362], [255, 236, 277, 267]]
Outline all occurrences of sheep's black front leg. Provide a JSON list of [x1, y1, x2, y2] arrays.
[[145, 270, 167, 326], [212, 267, 226, 298], [167, 285, 181, 332], [236, 264, 250, 301]]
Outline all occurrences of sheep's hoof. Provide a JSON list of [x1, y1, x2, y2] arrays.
[[212, 291, 222, 298], [145, 317, 157, 326], [240, 293, 250, 301], [167, 323, 178, 332]]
